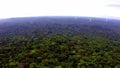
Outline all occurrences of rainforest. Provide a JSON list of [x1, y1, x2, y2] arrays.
[[0, 16, 120, 68]]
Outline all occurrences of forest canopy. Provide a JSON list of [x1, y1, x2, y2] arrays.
[[0, 17, 120, 68]]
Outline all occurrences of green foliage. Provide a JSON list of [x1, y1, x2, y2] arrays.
[[55, 65, 63, 68], [0, 34, 120, 68]]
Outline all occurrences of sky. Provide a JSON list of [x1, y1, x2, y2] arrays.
[[0, 0, 120, 19]]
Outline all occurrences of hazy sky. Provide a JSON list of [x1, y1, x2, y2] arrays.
[[0, 0, 120, 19]]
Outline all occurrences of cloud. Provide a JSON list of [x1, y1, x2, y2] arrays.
[[106, 0, 120, 8], [108, 4, 120, 8]]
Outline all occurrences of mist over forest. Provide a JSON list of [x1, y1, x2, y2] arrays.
[[0, 16, 120, 39]]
